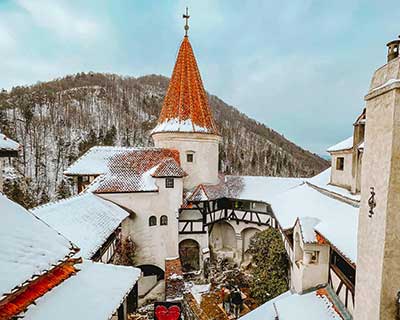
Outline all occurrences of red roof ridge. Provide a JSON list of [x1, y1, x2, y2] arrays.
[[152, 36, 219, 135], [0, 259, 79, 319]]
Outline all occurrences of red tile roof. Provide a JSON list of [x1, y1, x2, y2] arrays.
[[0, 262, 76, 319], [152, 158, 187, 178], [91, 148, 185, 193], [152, 36, 219, 135]]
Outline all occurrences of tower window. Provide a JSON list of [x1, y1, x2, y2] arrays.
[[186, 153, 194, 163], [149, 216, 157, 226], [165, 178, 174, 188], [336, 157, 345, 171], [160, 215, 168, 225]]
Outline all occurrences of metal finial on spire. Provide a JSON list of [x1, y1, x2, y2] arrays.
[[183, 7, 190, 37]]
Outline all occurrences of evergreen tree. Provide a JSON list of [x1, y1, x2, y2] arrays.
[[103, 125, 117, 145], [56, 179, 71, 200], [248, 228, 289, 303], [3, 178, 36, 209]]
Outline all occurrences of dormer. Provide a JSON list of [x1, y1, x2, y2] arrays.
[[290, 217, 330, 294], [327, 136, 354, 191], [327, 109, 365, 194]]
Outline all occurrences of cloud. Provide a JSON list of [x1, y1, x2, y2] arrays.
[[0, 24, 16, 51], [16, 0, 102, 42], [0, 0, 398, 154]]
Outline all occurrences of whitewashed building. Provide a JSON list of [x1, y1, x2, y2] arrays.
[[0, 193, 141, 320]]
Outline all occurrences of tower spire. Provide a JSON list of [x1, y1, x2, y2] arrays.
[[183, 7, 190, 37]]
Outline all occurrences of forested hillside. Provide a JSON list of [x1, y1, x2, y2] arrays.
[[0, 72, 328, 207]]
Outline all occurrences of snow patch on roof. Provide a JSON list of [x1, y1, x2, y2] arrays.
[[327, 136, 353, 152], [241, 289, 343, 320], [64, 146, 134, 176], [0, 194, 75, 301], [271, 184, 358, 264], [0, 132, 20, 151], [307, 168, 360, 202], [186, 283, 210, 304], [152, 118, 211, 134], [235, 176, 304, 201], [22, 260, 141, 320], [31, 193, 128, 259], [299, 217, 320, 243]]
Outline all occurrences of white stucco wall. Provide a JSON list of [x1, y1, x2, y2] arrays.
[[330, 151, 353, 190], [152, 132, 221, 189], [98, 177, 183, 270], [355, 56, 400, 320], [290, 222, 330, 293]]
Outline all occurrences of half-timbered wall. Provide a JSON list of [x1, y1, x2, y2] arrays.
[[329, 249, 355, 315], [92, 228, 121, 263]]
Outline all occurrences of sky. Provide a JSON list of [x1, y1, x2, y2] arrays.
[[0, 0, 399, 155]]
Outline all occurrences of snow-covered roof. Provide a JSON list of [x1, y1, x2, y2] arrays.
[[271, 184, 358, 264], [0, 132, 20, 152], [22, 260, 141, 320], [298, 217, 320, 243], [152, 118, 213, 134], [241, 288, 343, 320], [31, 193, 129, 259], [307, 168, 360, 203], [327, 136, 353, 153], [65, 146, 185, 193], [0, 194, 75, 302], [152, 158, 187, 178], [232, 176, 304, 202], [64, 146, 135, 176], [188, 175, 303, 203], [186, 172, 357, 263]]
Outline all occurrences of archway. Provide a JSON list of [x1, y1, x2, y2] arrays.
[[136, 264, 165, 298], [210, 221, 237, 251], [136, 264, 164, 281], [241, 227, 261, 262], [179, 239, 200, 272]]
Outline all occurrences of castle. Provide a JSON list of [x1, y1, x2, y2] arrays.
[[1, 12, 400, 320]]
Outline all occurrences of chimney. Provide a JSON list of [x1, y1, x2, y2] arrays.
[[386, 36, 400, 62]]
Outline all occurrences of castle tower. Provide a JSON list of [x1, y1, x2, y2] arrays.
[[354, 37, 400, 319], [151, 10, 221, 189]]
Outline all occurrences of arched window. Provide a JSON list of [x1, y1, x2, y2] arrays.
[[160, 215, 168, 226], [149, 216, 157, 226]]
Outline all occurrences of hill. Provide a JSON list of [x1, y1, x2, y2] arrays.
[[0, 72, 329, 206]]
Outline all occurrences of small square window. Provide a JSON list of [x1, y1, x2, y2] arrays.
[[305, 251, 319, 264], [165, 178, 174, 188], [187, 153, 194, 163], [336, 157, 344, 171]]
